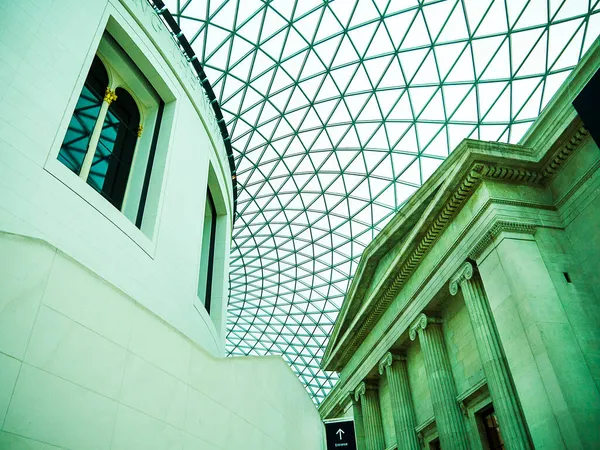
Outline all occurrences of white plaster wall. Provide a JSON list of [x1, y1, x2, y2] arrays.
[[0, 233, 324, 449]]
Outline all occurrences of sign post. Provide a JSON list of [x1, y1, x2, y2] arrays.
[[324, 418, 357, 450]]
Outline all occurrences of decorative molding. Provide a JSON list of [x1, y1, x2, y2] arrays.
[[103, 88, 118, 104], [542, 125, 589, 179], [415, 415, 435, 435], [409, 314, 442, 341], [354, 382, 366, 402], [456, 378, 488, 416], [469, 221, 537, 260], [449, 262, 474, 296], [364, 380, 379, 391], [376, 351, 406, 375], [335, 391, 355, 414], [378, 352, 393, 375], [137, 124, 143, 137], [555, 155, 600, 211], [328, 118, 590, 373]]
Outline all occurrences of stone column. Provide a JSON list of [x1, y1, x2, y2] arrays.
[[355, 381, 385, 450], [79, 87, 118, 181], [348, 391, 366, 450], [409, 314, 469, 450], [450, 261, 531, 450], [378, 352, 420, 450]]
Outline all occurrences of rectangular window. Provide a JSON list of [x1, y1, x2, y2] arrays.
[[197, 188, 217, 313], [478, 406, 505, 450], [429, 438, 441, 450]]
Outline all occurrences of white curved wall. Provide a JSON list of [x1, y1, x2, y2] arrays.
[[0, 234, 324, 449], [0, 0, 231, 355], [0, 0, 324, 448]]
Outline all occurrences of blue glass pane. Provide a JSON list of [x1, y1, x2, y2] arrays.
[[57, 86, 102, 174]]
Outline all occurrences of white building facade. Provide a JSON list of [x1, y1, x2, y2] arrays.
[[0, 0, 323, 448]]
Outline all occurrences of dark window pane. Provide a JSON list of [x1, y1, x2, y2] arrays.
[[58, 56, 108, 175], [198, 189, 217, 313], [88, 88, 140, 210], [481, 407, 505, 450]]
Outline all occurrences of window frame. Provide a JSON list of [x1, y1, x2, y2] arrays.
[[45, 14, 177, 257], [198, 187, 218, 314], [193, 164, 231, 339]]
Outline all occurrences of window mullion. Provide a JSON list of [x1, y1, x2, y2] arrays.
[[79, 87, 118, 181]]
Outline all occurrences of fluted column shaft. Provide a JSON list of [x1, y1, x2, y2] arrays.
[[349, 392, 366, 450], [410, 314, 469, 450], [450, 262, 530, 450], [379, 353, 420, 450], [355, 382, 385, 450]]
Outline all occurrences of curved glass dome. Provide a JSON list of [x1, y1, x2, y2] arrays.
[[164, 0, 599, 403]]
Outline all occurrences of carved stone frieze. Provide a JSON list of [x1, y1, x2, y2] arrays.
[[469, 221, 537, 260]]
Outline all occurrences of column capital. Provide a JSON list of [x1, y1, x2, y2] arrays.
[[103, 87, 118, 104], [449, 261, 474, 296], [409, 313, 442, 341], [378, 352, 405, 375], [354, 382, 366, 402]]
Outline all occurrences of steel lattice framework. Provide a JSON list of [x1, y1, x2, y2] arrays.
[[164, 0, 600, 403]]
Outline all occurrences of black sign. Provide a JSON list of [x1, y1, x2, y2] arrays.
[[325, 419, 357, 450]]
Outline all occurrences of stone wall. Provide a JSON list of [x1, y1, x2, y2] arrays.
[[0, 233, 325, 449], [442, 294, 484, 397]]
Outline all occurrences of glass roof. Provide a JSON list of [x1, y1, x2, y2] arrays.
[[164, 0, 599, 403]]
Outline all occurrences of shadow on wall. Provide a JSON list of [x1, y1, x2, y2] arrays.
[[0, 232, 324, 450]]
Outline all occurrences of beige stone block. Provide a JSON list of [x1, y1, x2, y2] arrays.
[[0, 431, 65, 449], [24, 305, 127, 399], [119, 353, 187, 429], [188, 345, 233, 406], [128, 304, 191, 383], [185, 386, 231, 447], [0, 351, 20, 425], [225, 414, 263, 449], [41, 253, 135, 348], [111, 405, 184, 450], [3, 364, 117, 450], [182, 432, 219, 450], [0, 234, 55, 359]]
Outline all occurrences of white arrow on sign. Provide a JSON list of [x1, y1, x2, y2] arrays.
[[336, 428, 345, 440]]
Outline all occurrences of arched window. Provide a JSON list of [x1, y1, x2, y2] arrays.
[[58, 56, 108, 174], [56, 32, 164, 233], [87, 87, 140, 209]]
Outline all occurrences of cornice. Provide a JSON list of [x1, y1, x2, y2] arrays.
[[541, 125, 589, 179], [323, 121, 589, 373], [469, 221, 537, 261]]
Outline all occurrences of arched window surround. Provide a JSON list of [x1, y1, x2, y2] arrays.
[[56, 30, 163, 233]]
